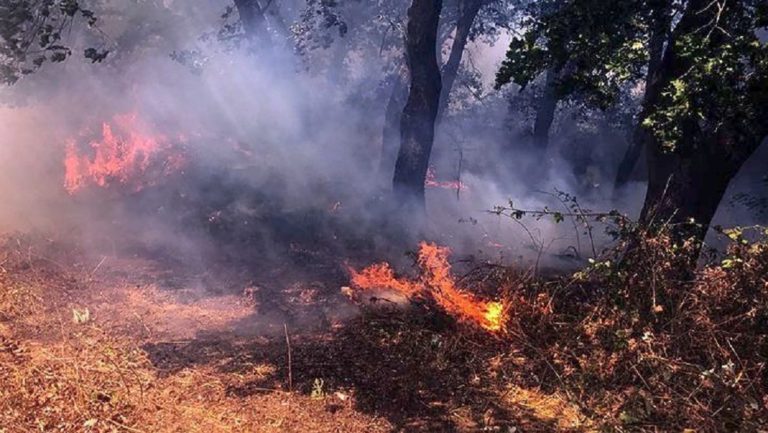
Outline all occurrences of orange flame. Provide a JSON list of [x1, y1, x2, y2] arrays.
[[350, 262, 422, 298], [64, 112, 184, 194], [425, 167, 468, 191], [349, 242, 505, 332]]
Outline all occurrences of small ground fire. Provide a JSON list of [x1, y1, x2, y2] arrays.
[[425, 167, 468, 192], [348, 242, 505, 332]]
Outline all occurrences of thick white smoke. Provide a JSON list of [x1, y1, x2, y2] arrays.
[[0, 0, 764, 271]]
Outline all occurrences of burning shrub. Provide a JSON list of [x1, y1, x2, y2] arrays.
[[341, 205, 768, 430], [64, 112, 185, 194]]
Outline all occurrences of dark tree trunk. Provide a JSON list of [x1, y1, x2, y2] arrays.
[[637, 0, 766, 261], [613, 124, 649, 190], [392, 0, 443, 209], [263, 0, 291, 42], [379, 73, 408, 177], [234, 0, 270, 44], [613, 0, 672, 191], [640, 131, 762, 257], [436, 0, 483, 124], [532, 66, 559, 155]]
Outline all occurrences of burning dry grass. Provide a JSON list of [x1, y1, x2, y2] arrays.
[[1, 231, 766, 432], [0, 233, 593, 433], [346, 230, 768, 431], [348, 242, 506, 332]]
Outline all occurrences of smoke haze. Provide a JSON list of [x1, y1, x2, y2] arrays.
[[0, 0, 765, 274]]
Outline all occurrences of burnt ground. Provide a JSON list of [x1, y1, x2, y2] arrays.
[[0, 232, 591, 433]]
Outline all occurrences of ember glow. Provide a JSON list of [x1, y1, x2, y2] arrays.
[[64, 112, 184, 193], [425, 167, 468, 191], [349, 242, 505, 332]]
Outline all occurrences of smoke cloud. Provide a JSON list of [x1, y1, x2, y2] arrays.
[[0, 0, 765, 275]]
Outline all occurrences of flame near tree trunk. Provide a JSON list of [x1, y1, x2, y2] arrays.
[[425, 166, 467, 191], [349, 242, 505, 332]]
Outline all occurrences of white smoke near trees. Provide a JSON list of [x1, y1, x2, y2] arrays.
[[0, 0, 764, 271]]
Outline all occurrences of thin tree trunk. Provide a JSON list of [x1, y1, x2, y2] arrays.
[[532, 66, 559, 154], [392, 0, 443, 209], [234, 0, 270, 45], [262, 0, 291, 43], [613, 124, 649, 189], [380, 73, 408, 177], [326, 34, 350, 85], [613, 0, 672, 191], [436, 0, 483, 124]]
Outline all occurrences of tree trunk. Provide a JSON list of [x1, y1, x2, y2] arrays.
[[637, 0, 765, 261], [613, 0, 672, 191], [436, 0, 483, 124], [262, 0, 291, 43], [392, 0, 443, 209], [613, 125, 649, 190], [234, 0, 270, 45], [379, 73, 408, 178], [532, 66, 559, 155], [640, 131, 761, 258]]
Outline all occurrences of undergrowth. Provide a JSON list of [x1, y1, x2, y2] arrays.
[[0, 227, 766, 432], [490, 226, 768, 431]]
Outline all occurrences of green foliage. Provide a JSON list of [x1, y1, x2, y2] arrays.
[[493, 189, 631, 261], [642, 3, 768, 151], [295, 0, 348, 54], [496, 0, 768, 153], [495, 0, 649, 108], [0, 0, 105, 84], [83, 46, 108, 63]]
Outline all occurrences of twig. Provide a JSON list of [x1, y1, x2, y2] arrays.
[[102, 349, 134, 397], [132, 312, 153, 338], [89, 256, 107, 278], [284, 323, 293, 391], [456, 147, 463, 202], [631, 363, 653, 391], [541, 190, 583, 256]]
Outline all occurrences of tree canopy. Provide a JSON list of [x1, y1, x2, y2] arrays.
[[0, 0, 108, 85], [496, 0, 768, 149]]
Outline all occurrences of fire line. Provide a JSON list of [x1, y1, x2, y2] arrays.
[[348, 242, 505, 332]]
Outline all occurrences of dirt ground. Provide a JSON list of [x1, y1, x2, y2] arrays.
[[0, 233, 590, 433]]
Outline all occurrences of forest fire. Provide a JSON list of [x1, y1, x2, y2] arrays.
[[425, 167, 468, 191], [63, 112, 185, 193], [348, 242, 505, 332]]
